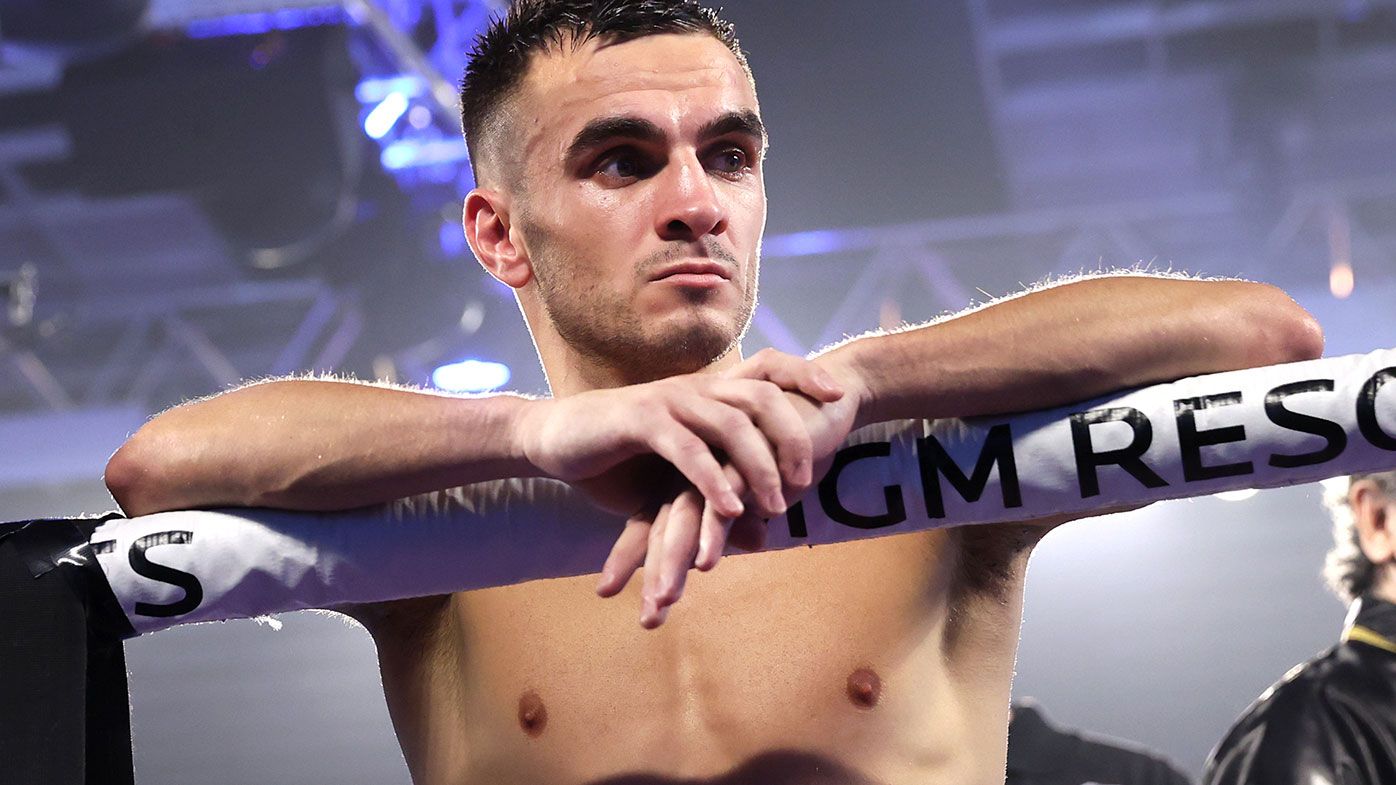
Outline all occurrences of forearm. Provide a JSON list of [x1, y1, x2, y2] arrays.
[[93, 348, 1396, 637], [105, 380, 538, 516], [817, 275, 1325, 427]]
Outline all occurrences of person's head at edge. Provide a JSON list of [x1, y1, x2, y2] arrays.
[[1326, 470, 1396, 604], [458, 0, 766, 396]]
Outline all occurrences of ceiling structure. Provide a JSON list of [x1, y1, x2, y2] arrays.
[[2, 4, 1394, 782], [0, 0, 1394, 489]]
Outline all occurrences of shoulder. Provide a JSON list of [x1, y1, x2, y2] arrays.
[[1203, 647, 1352, 785]]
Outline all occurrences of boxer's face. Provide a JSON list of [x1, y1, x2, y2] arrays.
[[500, 33, 767, 378]]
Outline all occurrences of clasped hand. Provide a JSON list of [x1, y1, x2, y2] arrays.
[[518, 348, 861, 628]]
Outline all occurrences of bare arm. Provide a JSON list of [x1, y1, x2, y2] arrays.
[[617, 274, 1327, 623], [104, 381, 535, 516], [106, 369, 842, 520], [815, 274, 1325, 428]]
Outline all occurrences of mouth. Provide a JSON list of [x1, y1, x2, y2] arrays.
[[650, 261, 733, 284]]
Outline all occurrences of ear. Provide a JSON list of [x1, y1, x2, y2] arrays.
[[1352, 480, 1396, 565], [465, 189, 532, 289]]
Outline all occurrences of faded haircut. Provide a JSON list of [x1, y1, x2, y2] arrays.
[[459, 0, 751, 181], [1323, 470, 1395, 602]]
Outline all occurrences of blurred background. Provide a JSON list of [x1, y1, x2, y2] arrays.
[[1, 0, 1394, 781]]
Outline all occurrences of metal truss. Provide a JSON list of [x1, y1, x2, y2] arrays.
[[753, 176, 1396, 355], [0, 136, 366, 415], [0, 278, 364, 413], [364, 0, 506, 101], [4, 172, 1392, 418], [0, 0, 508, 418], [4, 0, 1394, 417]]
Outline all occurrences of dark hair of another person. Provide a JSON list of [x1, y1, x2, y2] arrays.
[[1324, 471, 1394, 602], [459, 0, 750, 178]]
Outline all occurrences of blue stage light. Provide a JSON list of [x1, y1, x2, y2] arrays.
[[355, 75, 426, 104], [763, 229, 845, 257], [184, 6, 342, 39], [432, 359, 512, 393], [380, 138, 469, 171], [364, 92, 409, 140]]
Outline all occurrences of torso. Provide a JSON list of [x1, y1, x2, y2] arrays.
[[367, 523, 1044, 785]]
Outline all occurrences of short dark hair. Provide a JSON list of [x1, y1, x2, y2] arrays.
[[1323, 471, 1394, 602], [459, 0, 750, 179]]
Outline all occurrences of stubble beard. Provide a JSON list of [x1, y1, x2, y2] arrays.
[[529, 234, 758, 383]]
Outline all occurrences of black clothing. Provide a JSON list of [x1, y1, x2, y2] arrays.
[[0, 517, 134, 785], [1202, 596, 1396, 785], [1007, 700, 1193, 785]]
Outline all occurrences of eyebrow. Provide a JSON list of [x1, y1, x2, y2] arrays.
[[698, 110, 767, 150], [564, 110, 768, 164]]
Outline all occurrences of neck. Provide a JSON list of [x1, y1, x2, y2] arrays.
[[537, 334, 745, 398], [517, 291, 747, 397]]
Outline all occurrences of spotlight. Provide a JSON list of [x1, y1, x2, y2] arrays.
[[380, 138, 468, 171], [363, 91, 409, 140], [431, 359, 511, 393]]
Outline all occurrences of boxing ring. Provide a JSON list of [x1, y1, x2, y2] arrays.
[[3, 347, 1395, 781]]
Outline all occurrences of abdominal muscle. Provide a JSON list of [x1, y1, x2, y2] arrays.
[[370, 529, 1031, 785]]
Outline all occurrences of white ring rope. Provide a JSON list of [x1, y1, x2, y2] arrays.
[[93, 348, 1396, 636]]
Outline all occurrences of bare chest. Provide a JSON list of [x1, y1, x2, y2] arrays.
[[381, 531, 1025, 785]]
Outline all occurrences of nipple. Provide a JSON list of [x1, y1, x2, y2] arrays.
[[846, 667, 882, 710], [517, 690, 548, 737]]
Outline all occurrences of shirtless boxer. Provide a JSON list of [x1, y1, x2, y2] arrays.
[[103, 2, 1326, 783]]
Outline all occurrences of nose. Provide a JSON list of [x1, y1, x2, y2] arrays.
[[654, 155, 728, 242]]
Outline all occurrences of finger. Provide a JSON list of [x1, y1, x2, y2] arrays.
[[695, 497, 735, 571], [639, 505, 672, 629], [674, 398, 786, 518], [597, 514, 652, 598], [727, 513, 768, 553], [730, 348, 844, 403], [646, 424, 745, 519], [652, 489, 704, 611], [713, 379, 814, 492]]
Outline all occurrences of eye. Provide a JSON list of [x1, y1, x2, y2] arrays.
[[594, 148, 652, 183], [707, 147, 750, 176]]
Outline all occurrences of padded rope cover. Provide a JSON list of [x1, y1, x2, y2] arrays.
[[0, 516, 135, 785], [92, 348, 1396, 637]]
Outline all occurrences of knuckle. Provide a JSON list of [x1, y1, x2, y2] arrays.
[[751, 379, 782, 403], [719, 407, 750, 432], [756, 463, 781, 487], [790, 432, 814, 457], [675, 433, 710, 458], [754, 347, 782, 363]]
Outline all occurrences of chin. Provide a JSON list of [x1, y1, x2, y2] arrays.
[[647, 314, 742, 373]]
